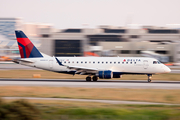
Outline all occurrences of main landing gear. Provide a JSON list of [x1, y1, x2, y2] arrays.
[[86, 76, 91, 81], [86, 76, 98, 82], [147, 74, 152, 83]]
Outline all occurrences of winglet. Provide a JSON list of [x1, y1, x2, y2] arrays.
[[55, 57, 64, 66]]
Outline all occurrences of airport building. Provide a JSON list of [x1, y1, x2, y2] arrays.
[[39, 26, 180, 63], [0, 18, 22, 40], [40, 28, 96, 57]]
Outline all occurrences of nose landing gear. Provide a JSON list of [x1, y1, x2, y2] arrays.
[[147, 74, 152, 82]]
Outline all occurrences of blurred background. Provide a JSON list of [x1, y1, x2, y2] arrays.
[[0, 17, 180, 64], [0, 0, 180, 64]]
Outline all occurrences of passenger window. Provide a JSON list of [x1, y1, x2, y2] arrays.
[[98, 62, 100, 64], [81, 61, 83, 63], [122, 62, 124, 64], [68, 61, 70, 63], [118, 62, 120, 64], [106, 62, 108, 64], [110, 62, 112, 64], [93, 62, 95, 64], [134, 62, 136, 64], [102, 62, 104, 64], [85, 62, 87, 64], [114, 62, 116, 64], [126, 62, 128, 64], [130, 62, 132, 64], [72, 61, 74, 63], [89, 61, 91, 63], [77, 61, 78, 63], [64, 62, 66, 63]]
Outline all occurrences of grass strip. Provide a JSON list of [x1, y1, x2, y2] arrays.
[[4, 99, 180, 120], [0, 86, 180, 104]]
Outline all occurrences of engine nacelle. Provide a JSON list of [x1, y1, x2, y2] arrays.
[[113, 73, 122, 78], [113, 75, 122, 78], [98, 70, 113, 79]]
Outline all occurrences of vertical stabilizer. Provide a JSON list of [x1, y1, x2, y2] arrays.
[[15, 30, 43, 58]]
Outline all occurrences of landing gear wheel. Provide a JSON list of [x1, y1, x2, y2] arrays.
[[86, 76, 91, 81], [92, 76, 98, 82], [147, 74, 152, 83]]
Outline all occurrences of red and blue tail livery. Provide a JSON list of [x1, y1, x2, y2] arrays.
[[15, 30, 43, 58]]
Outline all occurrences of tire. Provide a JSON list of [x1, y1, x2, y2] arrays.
[[86, 77, 91, 81], [92, 76, 98, 81]]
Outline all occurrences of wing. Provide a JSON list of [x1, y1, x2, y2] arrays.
[[55, 57, 98, 74], [67, 66, 98, 74]]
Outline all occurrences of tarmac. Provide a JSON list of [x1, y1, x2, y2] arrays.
[[0, 78, 180, 89]]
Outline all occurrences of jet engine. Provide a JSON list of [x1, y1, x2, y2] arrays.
[[98, 70, 113, 79]]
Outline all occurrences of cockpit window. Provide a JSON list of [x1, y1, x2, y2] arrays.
[[153, 61, 157, 64], [157, 61, 161, 64], [153, 61, 161, 64]]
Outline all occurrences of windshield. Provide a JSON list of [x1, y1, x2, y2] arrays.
[[153, 61, 161, 64]]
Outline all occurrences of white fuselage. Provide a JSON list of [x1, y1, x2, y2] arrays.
[[19, 57, 171, 74]]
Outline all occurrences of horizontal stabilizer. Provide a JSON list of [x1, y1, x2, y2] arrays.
[[13, 59, 34, 64]]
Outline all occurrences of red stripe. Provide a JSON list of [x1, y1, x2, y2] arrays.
[[25, 42, 34, 58], [18, 45, 24, 58], [17, 38, 31, 46]]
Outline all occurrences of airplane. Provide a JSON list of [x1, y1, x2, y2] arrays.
[[13, 30, 171, 82]]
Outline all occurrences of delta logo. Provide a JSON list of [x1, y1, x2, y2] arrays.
[[123, 59, 141, 62], [61, 59, 69, 61]]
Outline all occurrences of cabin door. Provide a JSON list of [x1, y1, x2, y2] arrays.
[[143, 60, 148, 69], [49, 59, 53, 69]]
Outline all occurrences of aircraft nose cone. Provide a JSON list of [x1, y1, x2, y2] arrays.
[[164, 66, 171, 73]]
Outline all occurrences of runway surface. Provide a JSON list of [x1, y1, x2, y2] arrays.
[[2, 97, 177, 105], [0, 78, 180, 89]]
